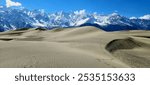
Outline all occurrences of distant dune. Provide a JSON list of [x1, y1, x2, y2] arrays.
[[0, 26, 150, 68]]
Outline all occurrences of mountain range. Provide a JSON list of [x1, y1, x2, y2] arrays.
[[0, 7, 150, 32]]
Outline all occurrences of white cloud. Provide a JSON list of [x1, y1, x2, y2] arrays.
[[130, 17, 137, 19], [139, 15, 150, 20], [6, 0, 22, 7]]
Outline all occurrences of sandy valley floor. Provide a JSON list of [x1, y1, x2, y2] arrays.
[[0, 26, 150, 68]]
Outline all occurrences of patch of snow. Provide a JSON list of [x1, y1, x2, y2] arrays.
[[75, 18, 89, 26]]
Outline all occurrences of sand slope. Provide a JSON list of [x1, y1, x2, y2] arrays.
[[0, 26, 150, 68]]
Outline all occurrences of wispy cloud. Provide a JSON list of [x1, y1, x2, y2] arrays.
[[6, 0, 22, 7]]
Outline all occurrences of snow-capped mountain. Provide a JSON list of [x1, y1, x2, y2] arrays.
[[0, 7, 150, 32]]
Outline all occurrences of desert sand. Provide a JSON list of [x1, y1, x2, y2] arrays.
[[0, 26, 150, 68]]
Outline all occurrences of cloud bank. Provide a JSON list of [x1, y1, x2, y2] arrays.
[[139, 15, 150, 20], [6, 0, 22, 7]]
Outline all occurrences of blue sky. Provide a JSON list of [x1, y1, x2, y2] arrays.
[[1, 0, 150, 17]]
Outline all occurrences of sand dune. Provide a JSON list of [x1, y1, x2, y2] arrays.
[[0, 26, 150, 68], [106, 37, 150, 67]]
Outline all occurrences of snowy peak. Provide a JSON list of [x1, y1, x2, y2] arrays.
[[74, 10, 86, 15]]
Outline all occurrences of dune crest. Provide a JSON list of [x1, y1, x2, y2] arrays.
[[106, 37, 143, 53], [106, 37, 150, 67]]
